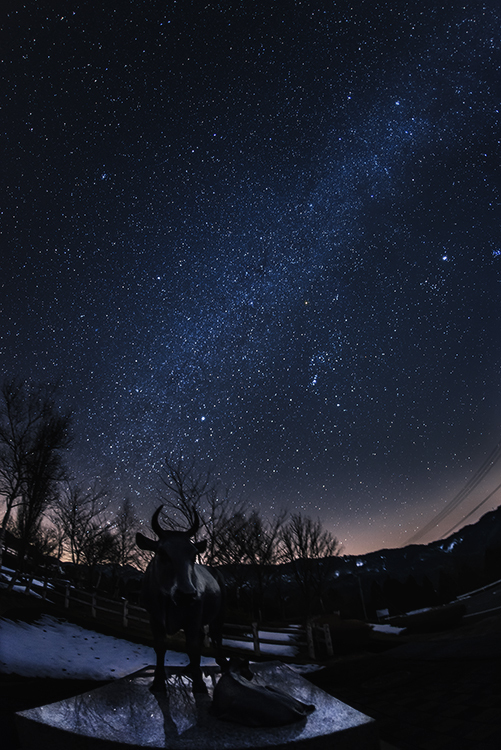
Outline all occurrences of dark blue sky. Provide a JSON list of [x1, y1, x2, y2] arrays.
[[2, 1, 501, 554]]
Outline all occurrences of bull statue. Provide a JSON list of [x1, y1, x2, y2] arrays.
[[136, 506, 225, 693]]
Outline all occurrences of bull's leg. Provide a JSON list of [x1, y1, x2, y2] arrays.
[[150, 623, 168, 693], [186, 629, 207, 694]]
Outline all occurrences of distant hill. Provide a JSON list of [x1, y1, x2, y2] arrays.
[[336, 504, 501, 590]]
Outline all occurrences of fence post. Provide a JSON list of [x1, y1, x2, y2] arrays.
[[123, 600, 129, 628], [7, 570, 18, 592], [42, 577, 48, 601], [323, 623, 334, 657], [24, 574, 34, 595], [64, 583, 70, 608], [251, 622, 261, 656], [306, 620, 315, 660], [91, 592, 97, 618]]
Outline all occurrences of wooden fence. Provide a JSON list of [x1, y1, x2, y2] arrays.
[[3, 570, 331, 660]]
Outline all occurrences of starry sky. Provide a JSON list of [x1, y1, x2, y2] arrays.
[[2, 1, 501, 555]]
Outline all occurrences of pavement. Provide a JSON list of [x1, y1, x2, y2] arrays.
[[306, 611, 501, 750]]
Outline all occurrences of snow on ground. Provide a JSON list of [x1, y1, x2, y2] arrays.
[[0, 614, 217, 680], [222, 631, 298, 657], [370, 623, 406, 635], [0, 615, 303, 680]]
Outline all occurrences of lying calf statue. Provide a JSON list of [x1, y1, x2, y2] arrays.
[[211, 658, 315, 727]]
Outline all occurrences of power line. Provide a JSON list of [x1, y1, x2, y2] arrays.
[[440, 481, 501, 540], [405, 435, 501, 545]]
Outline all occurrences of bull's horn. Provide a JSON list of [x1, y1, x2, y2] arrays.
[[187, 510, 200, 537], [151, 505, 166, 538]]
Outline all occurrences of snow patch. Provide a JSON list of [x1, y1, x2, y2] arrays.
[[0, 615, 216, 680], [370, 623, 406, 635]]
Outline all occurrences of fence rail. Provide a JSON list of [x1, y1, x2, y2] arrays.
[[3, 569, 329, 659]]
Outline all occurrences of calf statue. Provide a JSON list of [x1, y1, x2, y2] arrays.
[[136, 506, 225, 693], [211, 658, 315, 727]]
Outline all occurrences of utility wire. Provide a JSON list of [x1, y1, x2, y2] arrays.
[[405, 435, 501, 545], [440, 481, 501, 540]]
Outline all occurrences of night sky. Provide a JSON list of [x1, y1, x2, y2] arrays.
[[2, 1, 501, 555]]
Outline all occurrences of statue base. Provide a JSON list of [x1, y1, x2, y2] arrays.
[[15, 661, 378, 749]]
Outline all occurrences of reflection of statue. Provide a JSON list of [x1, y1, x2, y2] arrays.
[[211, 658, 315, 727], [136, 507, 225, 694]]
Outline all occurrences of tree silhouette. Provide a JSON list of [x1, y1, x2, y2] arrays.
[[225, 509, 286, 620], [280, 513, 341, 614], [0, 379, 71, 567], [157, 453, 245, 565], [50, 480, 110, 566], [112, 497, 143, 568]]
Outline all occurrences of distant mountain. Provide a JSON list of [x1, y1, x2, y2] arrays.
[[337, 504, 501, 589]]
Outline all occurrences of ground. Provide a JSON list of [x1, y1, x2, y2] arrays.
[[307, 613, 501, 750], [0, 674, 111, 750], [1, 588, 501, 749]]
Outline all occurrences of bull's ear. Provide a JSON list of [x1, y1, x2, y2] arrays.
[[195, 539, 207, 555], [136, 532, 158, 552]]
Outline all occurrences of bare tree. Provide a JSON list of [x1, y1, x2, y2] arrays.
[[31, 524, 62, 560], [227, 509, 286, 620], [280, 513, 341, 614], [50, 481, 110, 565], [157, 453, 245, 565], [112, 497, 142, 569], [201, 484, 249, 566], [53, 483, 119, 589], [80, 526, 118, 571], [234, 510, 285, 567], [158, 454, 211, 527], [0, 379, 71, 568], [0, 381, 25, 551], [15, 413, 71, 560]]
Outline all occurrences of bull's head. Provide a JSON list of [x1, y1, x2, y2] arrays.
[[136, 506, 207, 601]]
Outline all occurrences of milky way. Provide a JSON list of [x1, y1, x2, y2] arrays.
[[2, 1, 501, 553]]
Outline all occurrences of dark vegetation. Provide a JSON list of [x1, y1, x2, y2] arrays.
[[2, 377, 501, 627], [4, 502, 501, 630]]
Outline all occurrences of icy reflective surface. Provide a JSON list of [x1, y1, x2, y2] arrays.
[[16, 662, 378, 749]]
